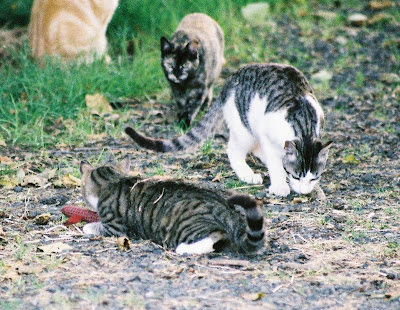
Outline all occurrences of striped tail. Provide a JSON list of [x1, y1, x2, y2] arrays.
[[227, 195, 265, 253], [125, 97, 224, 152]]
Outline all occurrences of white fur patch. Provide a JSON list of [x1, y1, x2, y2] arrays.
[[289, 171, 319, 194], [175, 237, 215, 255], [86, 194, 99, 210], [83, 222, 103, 235]]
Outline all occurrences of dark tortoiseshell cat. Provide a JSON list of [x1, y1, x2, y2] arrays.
[[80, 156, 265, 255], [161, 13, 225, 127], [125, 63, 332, 197]]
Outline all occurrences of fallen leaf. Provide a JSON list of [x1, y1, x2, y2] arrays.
[[368, 1, 392, 10], [241, 292, 265, 301], [39, 168, 57, 180], [0, 176, 18, 189], [34, 213, 51, 225], [212, 172, 222, 182], [62, 174, 81, 187], [292, 197, 309, 204], [21, 174, 47, 187], [342, 154, 360, 164], [0, 156, 12, 164], [116, 236, 130, 251], [85, 93, 113, 116], [0, 139, 6, 147], [38, 242, 72, 254]]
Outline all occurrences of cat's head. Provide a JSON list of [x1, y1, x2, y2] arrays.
[[79, 156, 131, 209], [160, 36, 200, 84], [282, 139, 332, 194]]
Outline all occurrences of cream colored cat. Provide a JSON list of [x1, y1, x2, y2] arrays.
[[29, 0, 119, 64]]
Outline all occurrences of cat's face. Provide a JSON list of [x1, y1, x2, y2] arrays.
[[80, 156, 131, 209], [282, 140, 332, 194], [161, 36, 199, 84]]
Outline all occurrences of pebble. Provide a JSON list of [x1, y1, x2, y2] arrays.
[[348, 13, 368, 26]]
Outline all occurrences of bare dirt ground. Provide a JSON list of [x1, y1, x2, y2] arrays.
[[1, 6, 400, 310]]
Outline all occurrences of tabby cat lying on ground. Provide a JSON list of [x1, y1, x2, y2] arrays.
[[125, 63, 332, 197], [161, 13, 225, 127], [29, 0, 119, 64], [80, 156, 265, 255]]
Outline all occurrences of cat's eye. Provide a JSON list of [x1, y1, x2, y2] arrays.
[[311, 177, 320, 182], [292, 175, 300, 180]]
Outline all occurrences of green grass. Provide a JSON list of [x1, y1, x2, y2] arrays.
[[0, 0, 399, 148]]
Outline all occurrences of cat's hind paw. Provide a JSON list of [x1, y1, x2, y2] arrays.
[[269, 183, 290, 197]]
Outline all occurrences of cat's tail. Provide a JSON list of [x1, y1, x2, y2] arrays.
[[227, 194, 265, 253], [124, 97, 224, 153]]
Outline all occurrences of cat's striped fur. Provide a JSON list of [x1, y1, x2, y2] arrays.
[[161, 13, 225, 127], [125, 63, 332, 197], [80, 156, 265, 255]]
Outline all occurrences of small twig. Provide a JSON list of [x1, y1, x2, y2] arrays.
[[233, 184, 264, 190], [153, 188, 165, 204]]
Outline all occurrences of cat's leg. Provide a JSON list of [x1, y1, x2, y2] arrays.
[[227, 133, 263, 185], [257, 140, 290, 197]]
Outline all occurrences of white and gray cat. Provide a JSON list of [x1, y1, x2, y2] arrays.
[[161, 13, 225, 127], [126, 63, 332, 197]]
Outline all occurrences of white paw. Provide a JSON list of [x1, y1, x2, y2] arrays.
[[83, 222, 101, 235], [269, 183, 290, 197], [239, 173, 263, 185]]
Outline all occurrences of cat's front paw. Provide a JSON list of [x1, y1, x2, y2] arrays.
[[83, 222, 103, 235], [269, 183, 290, 197], [239, 173, 263, 185]]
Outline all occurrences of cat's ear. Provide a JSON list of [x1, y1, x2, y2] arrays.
[[80, 160, 93, 175], [186, 39, 199, 59], [117, 155, 130, 174], [160, 36, 172, 54], [284, 141, 298, 161], [317, 141, 333, 163]]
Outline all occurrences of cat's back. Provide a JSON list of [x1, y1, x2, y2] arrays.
[[176, 13, 223, 37], [29, 0, 119, 61]]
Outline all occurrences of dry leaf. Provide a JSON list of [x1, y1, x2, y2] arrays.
[[34, 213, 51, 225], [292, 197, 309, 204], [116, 236, 130, 251], [38, 242, 72, 254], [62, 174, 81, 187], [342, 154, 360, 164], [0, 139, 6, 147], [212, 172, 222, 182], [368, 1, 392, 10], [241, 292, 265, 301], [0, 176, 18, 189], [85, 93, 113, 116], [0, 156, 12, 164], [21, 174, 47, 187]]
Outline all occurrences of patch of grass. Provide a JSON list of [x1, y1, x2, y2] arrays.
[[146, 164, 166, 177]]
